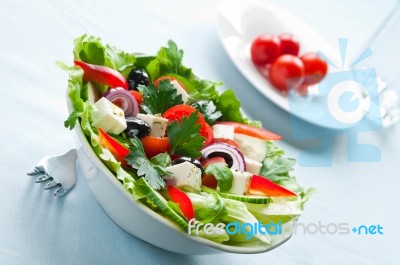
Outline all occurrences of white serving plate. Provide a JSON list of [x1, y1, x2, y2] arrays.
[[66, 86, 297, 255], [216, 0, 362, 130]]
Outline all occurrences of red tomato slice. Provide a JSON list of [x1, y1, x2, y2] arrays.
[[162, 105, 212, 145], [167, 186, 194, 220], [98, 128, 130, 167], [140, 136, 170, 158], [201, 174, 218, 189], [74, 60, 129, 90], [129, 90, 143, 104], [212, 138, 239, 149], [215, 121, 282, 140], [154, 75, 186, 91], [201, 156, 227, 168], [201, 123, 214, 146], [248, 175, 297, 197], [201, 157, 226, 189]]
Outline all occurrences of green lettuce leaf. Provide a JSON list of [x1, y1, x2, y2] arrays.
[[223, 199, 271, 244], [259, 141, 310, 195], [215, 89, 244, 123], [187, 190, 227, 224], [73, 34, 136, 72]]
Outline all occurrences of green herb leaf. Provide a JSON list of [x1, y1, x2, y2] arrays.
[[204, 163, 233, 192], [139, 80, 183, 115], [191, 100, 222, 125], [125, 137, 166, 190], [167, 111, 205, 157], [64, 110, 81, 129], [150, 153, 172, 168]]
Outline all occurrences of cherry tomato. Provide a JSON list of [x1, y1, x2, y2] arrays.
[[278, 34, 300, 56], [269, 54, 305, 92], [129, 90, 143, 104], [167, 186, 194, 220], [212, 138, 240, 149], [162, 105, 212, 145], [153, 75, 186, 91], [300, 52, 328, 85], [140, 136, 170, 158], [250, 35, 281, 65], [216, 121, 282, 140]]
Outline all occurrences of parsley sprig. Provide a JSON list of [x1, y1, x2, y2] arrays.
[[125, 137, 171, 190], [167, 111, 205, 158], [139, 80, 183, 115]]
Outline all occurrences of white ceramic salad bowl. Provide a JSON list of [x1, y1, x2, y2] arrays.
[[67, 86, 298, 255], [61, 33, 311, 254]]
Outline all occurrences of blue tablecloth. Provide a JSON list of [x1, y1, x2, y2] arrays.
[[1, 0, 399, 264]]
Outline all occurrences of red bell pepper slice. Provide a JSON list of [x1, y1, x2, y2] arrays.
[[74, 60, 129, 90], [248, 175, 297, 197], [216, 121, 282, 140], [167, 186, 194, 220], [98, 128, 130, 166]]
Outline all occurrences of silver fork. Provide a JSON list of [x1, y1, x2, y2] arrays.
[[27, 149, 78, 196]]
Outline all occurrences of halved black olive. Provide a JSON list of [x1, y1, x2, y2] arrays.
[[172, 157, 203, 173], [128, 68, 150, 91], [124, 117, 151, 138]]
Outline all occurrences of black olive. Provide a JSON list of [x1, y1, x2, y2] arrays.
[[128, 68, 150, 91], [172, 157, 203, 173], [207, 152, 233, 168], [124, 117, 151, 138]]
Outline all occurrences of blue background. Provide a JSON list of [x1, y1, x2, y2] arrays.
[[1, 0, 399, 264]]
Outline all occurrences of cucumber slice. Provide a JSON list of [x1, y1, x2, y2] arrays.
[[135, 178, 188, 230], [218, 192, 270, 204], [233, 133, 269, 162]]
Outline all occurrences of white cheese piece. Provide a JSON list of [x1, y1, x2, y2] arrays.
[[212, 124, 235, 140], [91, 97, 127, 135], [228, 169, 253, 195], [245, 157, 262, 175], [171, 80, 190, 103], [165, 162, 202, 190], [136, 113, 169, 138]]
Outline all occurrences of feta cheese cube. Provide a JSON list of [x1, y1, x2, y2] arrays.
[[212, 124, 234, 140], [136, 113, 169, 138], [245, 157, 262, 174], [91, 97, 127, 135], [228, 170, 253, 195], [165, 162, 202, 190], [171, 80, 190, 103]]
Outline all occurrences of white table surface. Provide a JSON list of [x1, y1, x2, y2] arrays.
[[1, 0, 399, 264]]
